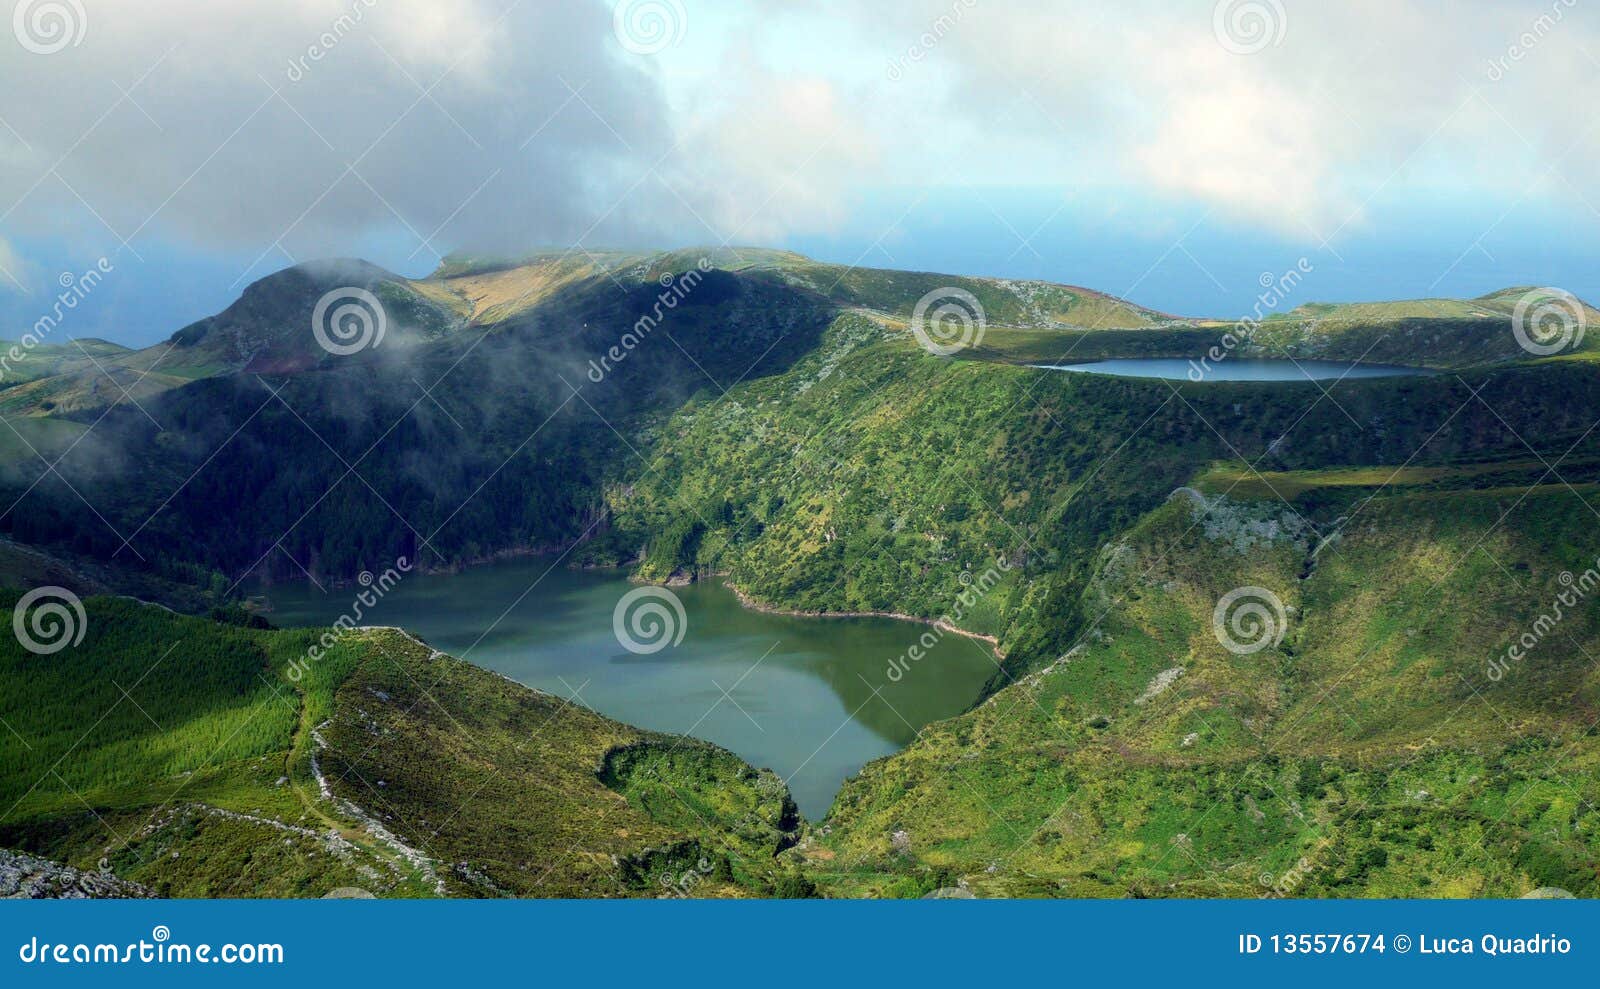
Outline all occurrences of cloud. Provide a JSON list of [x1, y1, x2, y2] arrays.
[[671, 57, 884, 244], [0, 0, 688, 267], [776, 0, 1600, 241], [0, 236, 30, 294], [1, 0, 1595, 281]]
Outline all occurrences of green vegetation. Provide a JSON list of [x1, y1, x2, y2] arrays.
[[0, 594, 802, 897], [796, 486, 1600, 897], [2, 249, 1598, 897], [0, 250, 1590, 590], [1194, 457, 1600, 503], [319, 628, 803, 896]]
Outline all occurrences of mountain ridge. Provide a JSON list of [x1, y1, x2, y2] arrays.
[[2, 246, 1599, 897]]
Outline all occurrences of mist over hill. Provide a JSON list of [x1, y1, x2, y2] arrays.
[[1, 250, 1598, 897]]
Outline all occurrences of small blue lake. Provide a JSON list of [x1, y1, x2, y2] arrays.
[[1031, 358, 1435, 382]]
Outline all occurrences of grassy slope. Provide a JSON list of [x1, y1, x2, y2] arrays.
[[797, 483, 1600, 897], [2, 253, 1586, 586], [6, 255, 1589, 432], [0, 594, 801, 897], [3, 252, 1599, 898], [0, 339, 131, 389], [603, 309, 1600, 677], [0, 256, 843, 582], [0, 537, 220, 612], [588, 306, 1600, 897], [318, 628, 802, 897], [1241, 287, 1600, 369], [975, 288, 1600, 369]]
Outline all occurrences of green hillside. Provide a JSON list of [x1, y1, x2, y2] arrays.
[[796, 483, 1600, 897], [0, 594, 802, 897], [6, 249, 1586, 593], [1, 249, 1597, 898], [1242, 286, 1600, 369]]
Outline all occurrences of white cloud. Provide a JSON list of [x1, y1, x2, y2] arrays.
[[0, 236, 30, 294], [675, 61, 884, 244], [0, 0, 1594, 276], [0, 0, 685, 266], [745, 0, 1600, 243]]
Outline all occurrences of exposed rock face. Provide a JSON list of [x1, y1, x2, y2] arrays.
[[1183, 490, 1313, 555], [0, 849, 152, 899]]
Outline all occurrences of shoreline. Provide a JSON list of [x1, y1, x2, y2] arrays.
[[253, 553, 1006, 661], [719, 578, 1005, 659]]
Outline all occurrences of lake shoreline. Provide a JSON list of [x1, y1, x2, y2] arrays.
[[717, 578, 1005, 660], [259, 554, 1009, 662], [262, 558, 1004, 820], [1029, 356, 1438, 382]]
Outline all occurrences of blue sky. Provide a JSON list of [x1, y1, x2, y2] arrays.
[[2, 0, 1597, 346]]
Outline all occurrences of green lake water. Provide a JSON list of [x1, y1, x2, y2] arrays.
[[262, 559, 1000, 819]]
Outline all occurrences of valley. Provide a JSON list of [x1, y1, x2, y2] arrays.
[[0, 249, 1597, 898], [261, 559, 1000, 819]]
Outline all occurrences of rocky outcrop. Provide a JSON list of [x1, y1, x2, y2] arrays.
[[0, 849, 151, 899]]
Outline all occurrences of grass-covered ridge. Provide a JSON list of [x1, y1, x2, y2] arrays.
[[794, 483, 1600, 897], [596, 310, 1600, 686], [2, 249, 1599, 898], [0, 594, 804, 897], [0, 249, 1590, 590]]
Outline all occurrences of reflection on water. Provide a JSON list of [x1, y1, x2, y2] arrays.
[[262, 559, 999, 818], [1032, 358, 1434, 381]]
